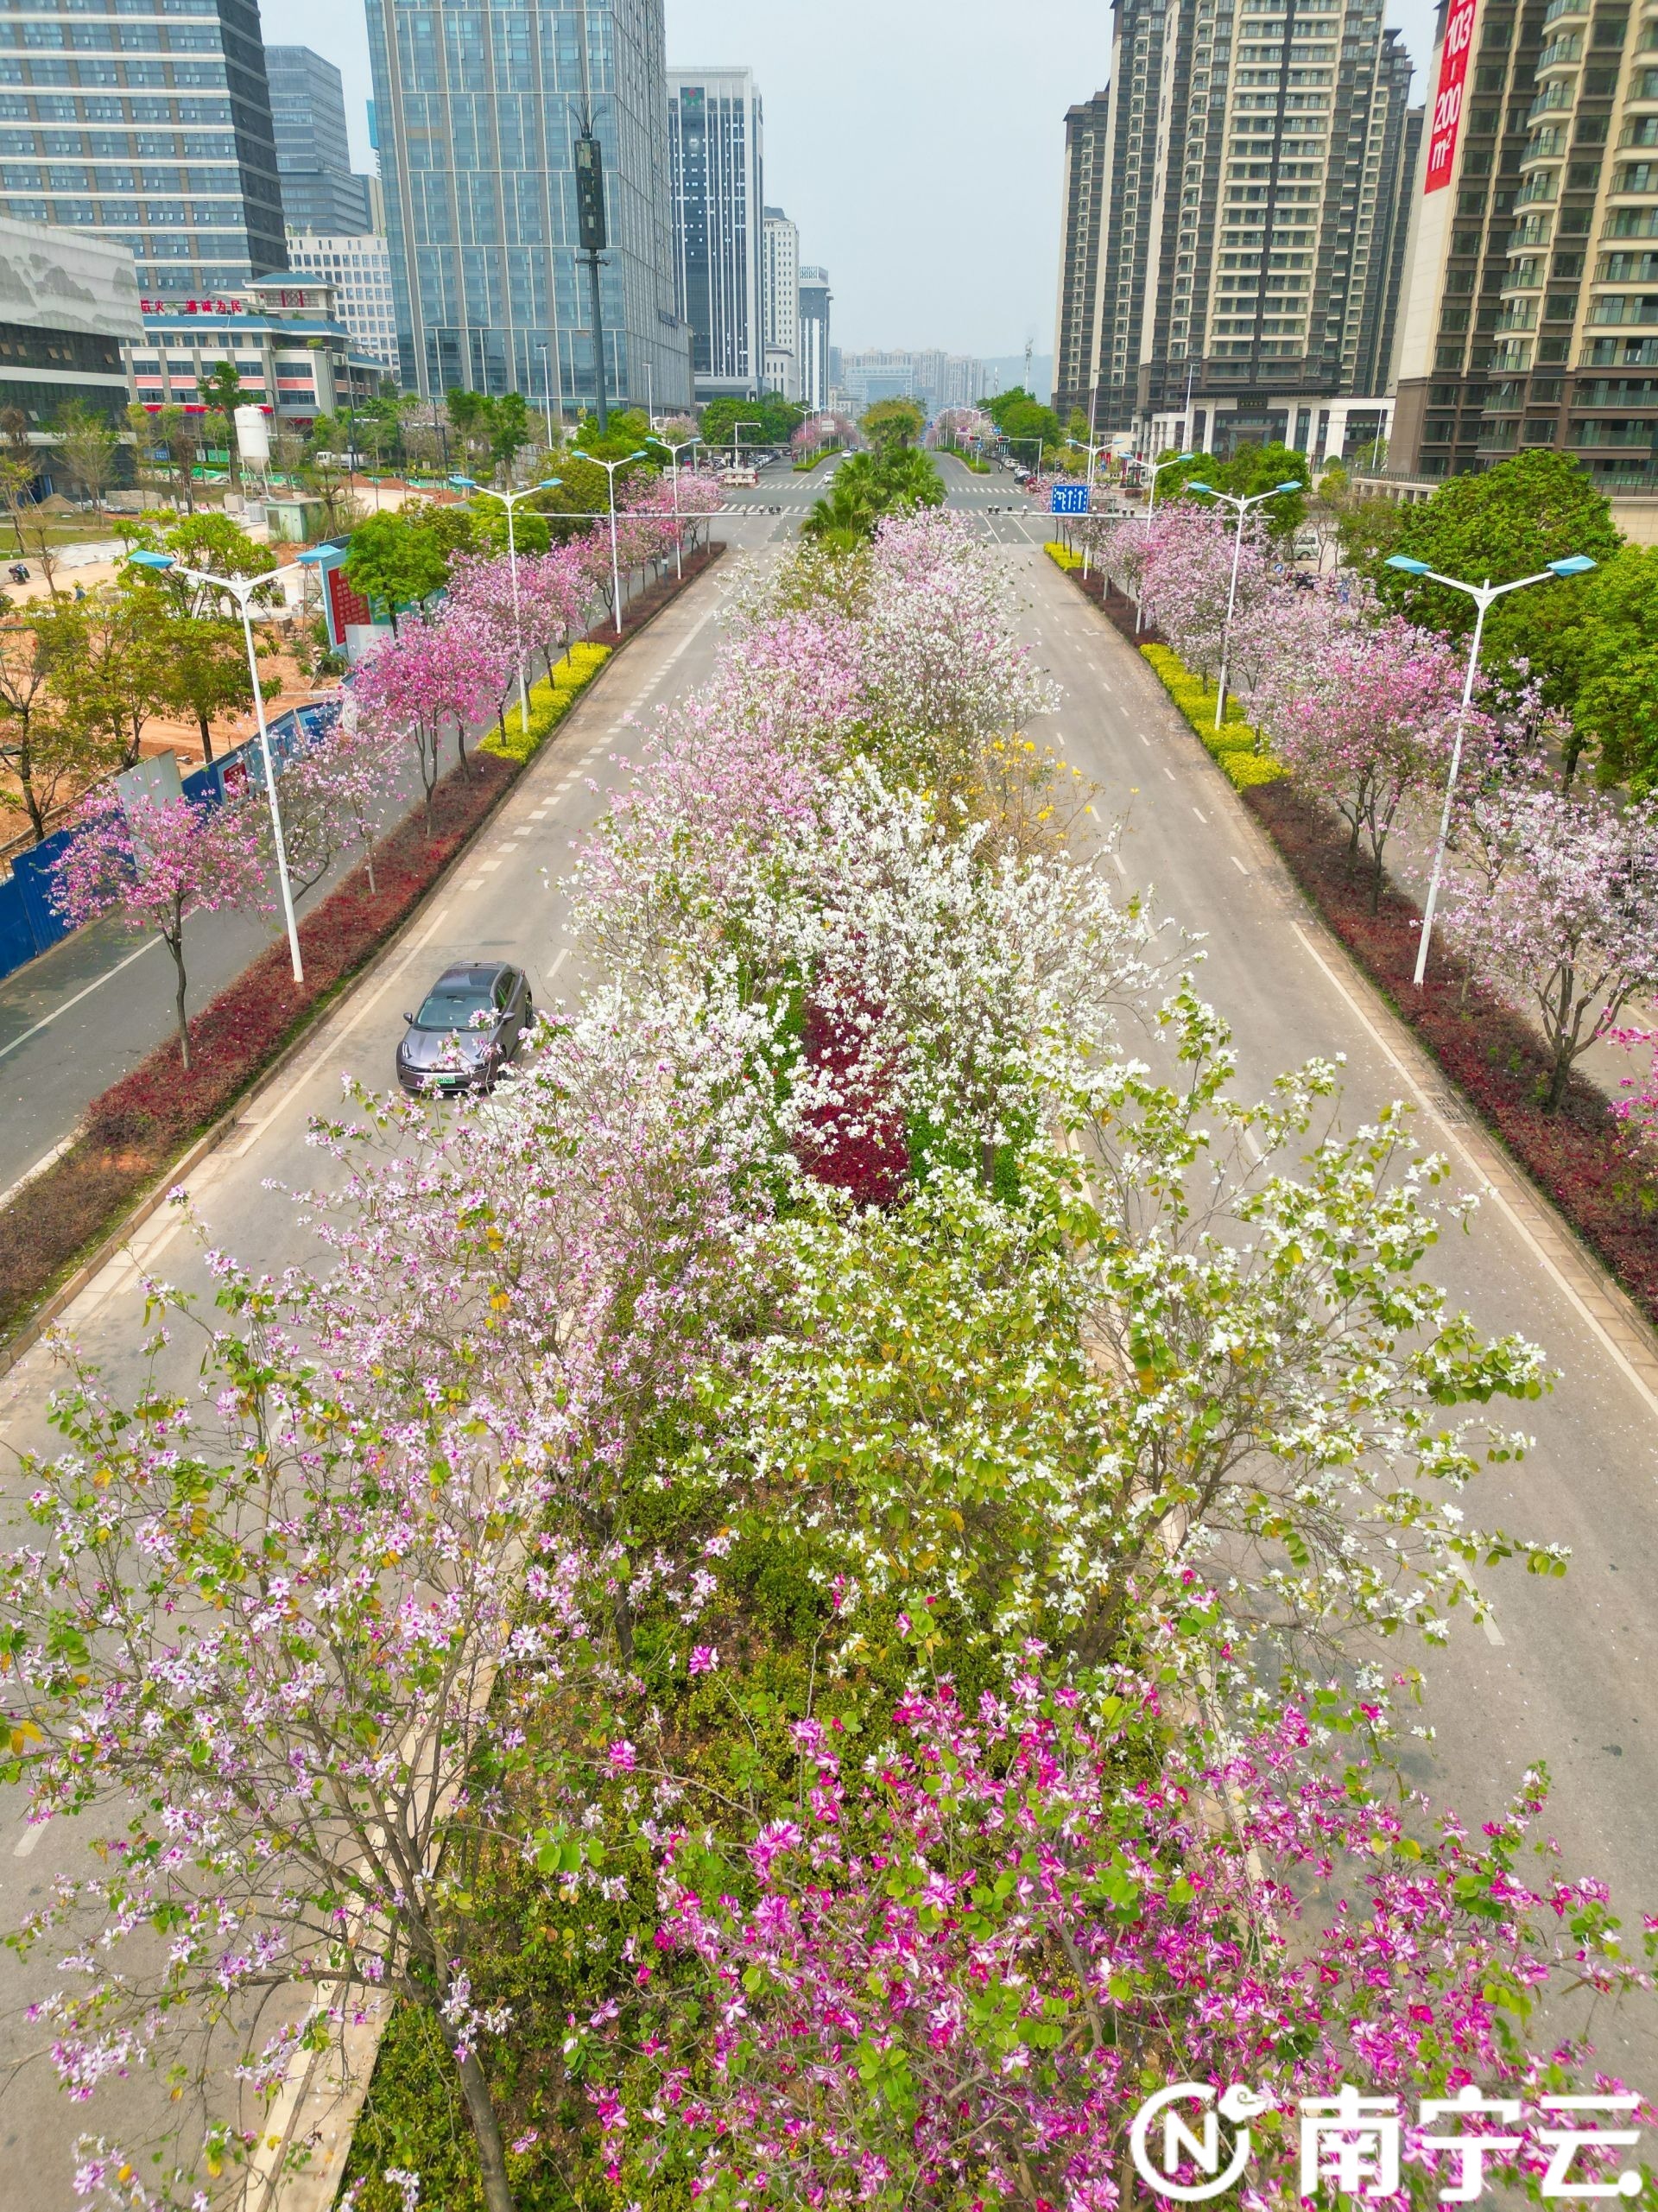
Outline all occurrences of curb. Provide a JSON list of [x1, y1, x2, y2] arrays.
[[0, 544, 727, 1381]]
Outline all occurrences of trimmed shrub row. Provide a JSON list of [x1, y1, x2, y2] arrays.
[[1139, 640, 1288, 792], [1044, 540, 1083, 573], [483, 641, 612, 764]]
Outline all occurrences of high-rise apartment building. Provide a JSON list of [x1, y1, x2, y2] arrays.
[[1054, 91, 1112, 426], [286, 231, 398, 369], [762, 203, 799, 398], [668, 67, 764, 398], [1056, 0, 1421, 452], [367, 0, 690, 409], [798, 262, 832, 409], [0, 0, 284, 303], [1391, 0, 1658, 487], [267, 47, 371, 236]]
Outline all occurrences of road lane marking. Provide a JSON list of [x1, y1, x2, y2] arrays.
[[1193, 806, 1208, 823], [13, 1821, 45, 1857], [1139, 733, 1152, 747], [1482, 1613, 1506, 1646], [1161, 765, 1175, 782], [0, 936, 158, 1066], [1231, 855, 1248, 875]]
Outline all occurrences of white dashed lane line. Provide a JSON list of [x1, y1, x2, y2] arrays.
[[1231, 855, 1248, 875]]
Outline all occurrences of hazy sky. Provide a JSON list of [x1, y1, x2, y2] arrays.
[[259, 0, 1440, 358]]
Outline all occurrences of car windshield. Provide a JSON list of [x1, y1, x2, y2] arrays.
[[414, 983, 495, 1031]]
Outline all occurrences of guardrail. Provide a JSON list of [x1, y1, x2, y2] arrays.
[[0, 695, 341, 985]]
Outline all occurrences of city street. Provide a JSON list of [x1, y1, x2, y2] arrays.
[[0, 474, 1655, 2199]]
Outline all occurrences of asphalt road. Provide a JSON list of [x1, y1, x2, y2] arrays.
[[0, 466, 1655, 2201]]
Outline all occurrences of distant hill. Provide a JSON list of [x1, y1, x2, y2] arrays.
[[979, 353, 1054, 405]]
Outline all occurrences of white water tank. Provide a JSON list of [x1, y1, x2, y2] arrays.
[[234, 405, 270, 466]]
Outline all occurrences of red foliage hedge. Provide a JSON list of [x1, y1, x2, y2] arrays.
[[0, 542, 725, 1342], [1244, 777, 1658, 1326]]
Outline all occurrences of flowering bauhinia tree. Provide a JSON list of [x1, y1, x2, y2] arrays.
[[54, 789, 265, 1066], [1442, 785, 1658, 1110], [591, 1683, 1653, 2211], [0, 1288, 600, 2212], [1262, 615, 1468, 908]]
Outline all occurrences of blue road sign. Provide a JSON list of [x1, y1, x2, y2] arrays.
[[1051, 482, 1092, 515]]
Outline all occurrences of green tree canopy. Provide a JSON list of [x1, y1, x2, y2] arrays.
[[344, 510, 456, 631], [800, 447, 944, 546], [860, 397, 926, 453], [1367, 448, 1621, 655], [699, 393, 803, 450], [1156, 440, 1311, 539]]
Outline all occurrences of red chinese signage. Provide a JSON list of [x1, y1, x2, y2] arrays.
[[140, 297, 245, 314], [1424, 0, 1478, 193]]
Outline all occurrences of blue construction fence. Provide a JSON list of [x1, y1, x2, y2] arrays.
[[0, 695, 343, 986]]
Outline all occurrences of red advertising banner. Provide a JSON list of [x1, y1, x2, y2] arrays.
[[1425, 0, 1478, 192]]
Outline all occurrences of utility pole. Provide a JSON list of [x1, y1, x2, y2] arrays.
[[573, 11, 609, 432]]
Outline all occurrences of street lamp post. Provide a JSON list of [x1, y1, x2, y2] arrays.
[[656, 434, 701, 580], [129, 546, 336, 984], [1186, 478, 1304, 727], [536, 341, 557, 449], [1386, 551, 1598, 987], [732, 418, 764, 468], [1146, 449, 1200, 519], [450, 475, 560, 732], [1135, 452, 1199, 636], [1071, 435, 1112, 578], [572, 446, 649, 638]]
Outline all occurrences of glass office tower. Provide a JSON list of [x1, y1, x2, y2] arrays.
[[366, 0, 690, 409], [0, 0, 285, 302]]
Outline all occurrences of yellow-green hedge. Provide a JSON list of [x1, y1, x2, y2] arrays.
[[1138, 641, 1287, 792], [1045, 540, 1083, 572], [482, 640, 612, 763]]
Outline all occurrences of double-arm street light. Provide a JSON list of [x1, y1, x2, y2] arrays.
[[1386, 550, 1598, 987], [731, 419, 764, 466], [130, 544, 338, 984], [572, 447, 649, 638], [450, 475, 560, 732], [655, 434, 701, 580], [1146, 449, 1199, 517], [1187, 478, 1303, 727]]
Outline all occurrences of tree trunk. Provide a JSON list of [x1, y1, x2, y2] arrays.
[[197, 712, 215, 765], [168, 931, 191, 1070], [457, 716, 471, 779], [1542, 966, 1576, 1114], [451, 2038, 516, 2212]]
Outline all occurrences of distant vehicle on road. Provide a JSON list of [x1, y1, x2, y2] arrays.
[[721, 464, 759, 487], [397, 960, 533, 1096]]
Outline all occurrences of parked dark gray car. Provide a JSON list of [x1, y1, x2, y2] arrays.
[[397, 961, 533, 1095]]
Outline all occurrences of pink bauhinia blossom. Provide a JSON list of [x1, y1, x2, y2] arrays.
[[54, 789, 266, 1067], [594, 1681, 1650, 2211], [1443, 784, 1658, 1110], [1264, 615, 1470, 909]]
